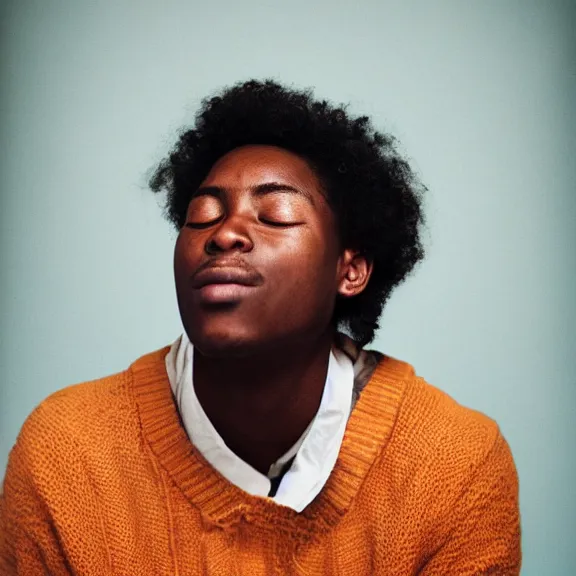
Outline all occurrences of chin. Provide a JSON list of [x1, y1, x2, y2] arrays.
[[186, 324, 262, 359]]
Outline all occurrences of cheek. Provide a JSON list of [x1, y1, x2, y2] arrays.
[[174, 231, 202, 265], [173, 232, 201, 291], [173, 235, 187, 278], [263, 232, 339, 306]]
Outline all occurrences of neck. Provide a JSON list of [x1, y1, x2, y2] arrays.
[[192, 329, 334, 475]]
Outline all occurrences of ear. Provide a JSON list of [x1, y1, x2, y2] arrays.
[[337, 249, 373, 298]]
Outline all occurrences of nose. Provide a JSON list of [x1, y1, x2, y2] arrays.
[[205, 215, 254, 255]]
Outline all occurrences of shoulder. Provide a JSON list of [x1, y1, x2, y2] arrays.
[[18, 346, 171, 442], [367, 358, 522, 570], [8, 347, 170, 484], [370, 354, 502, 453], [19, 369, 132, 446], [367, 358, 519, 542], [399, 371, 502, 463], [9, 369, 133, 483], [373, 356, 516, 500]]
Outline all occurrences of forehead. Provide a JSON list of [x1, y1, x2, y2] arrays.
[[201, 145, 322, 192]]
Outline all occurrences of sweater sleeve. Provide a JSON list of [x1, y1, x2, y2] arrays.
[[0, 441, 73, 576], [419, 431, 521, 576]]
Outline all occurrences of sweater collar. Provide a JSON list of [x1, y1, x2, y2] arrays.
[[130, 342, 413, 539], [165, 333, 356, 511]]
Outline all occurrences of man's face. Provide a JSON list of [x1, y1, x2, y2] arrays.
[[173, 145, 346, 357]]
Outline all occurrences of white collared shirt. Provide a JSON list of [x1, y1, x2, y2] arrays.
[[165, 333, 354, 512]]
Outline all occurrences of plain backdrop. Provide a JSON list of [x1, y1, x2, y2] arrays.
[[1, 1, 575, 574]]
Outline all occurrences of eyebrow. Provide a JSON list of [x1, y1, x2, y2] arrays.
[[194, 182, 315, 205]]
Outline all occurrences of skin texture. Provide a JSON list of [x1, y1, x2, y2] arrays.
[[174, 145, 372, 474]]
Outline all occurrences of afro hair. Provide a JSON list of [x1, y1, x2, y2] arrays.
[[150, 79, 426, 346]]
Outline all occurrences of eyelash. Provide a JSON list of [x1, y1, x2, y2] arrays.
[[259, 218, 295, 227], [185, 220, 219, 230], [186, 217, 299, 229]]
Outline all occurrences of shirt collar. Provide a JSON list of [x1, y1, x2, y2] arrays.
[[165, 332, 355, 511]]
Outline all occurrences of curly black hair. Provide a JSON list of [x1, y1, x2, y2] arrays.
[[150, 79, 425, 346]]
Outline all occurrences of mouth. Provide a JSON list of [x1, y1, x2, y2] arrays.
[[191, 264, 263, 304]]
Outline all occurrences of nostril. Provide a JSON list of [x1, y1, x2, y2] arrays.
[[205, 238, 222, 254], [205, 231, 253, 255]]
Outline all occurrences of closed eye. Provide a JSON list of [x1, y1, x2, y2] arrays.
[[185, 218, 222, 229], [259, 218, 303, 227]]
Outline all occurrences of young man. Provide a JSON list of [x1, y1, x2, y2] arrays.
[[0, 80, 521, 574]]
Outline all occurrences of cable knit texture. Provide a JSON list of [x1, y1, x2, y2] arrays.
[[0, 347, 521, 575]]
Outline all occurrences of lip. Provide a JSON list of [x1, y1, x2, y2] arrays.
[[191, 266, 263, 289], [197, 283, 258, 303], [190, 264, 263, 304]]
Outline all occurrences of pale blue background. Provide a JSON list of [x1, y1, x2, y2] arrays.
[[1, 1, 575, 573]]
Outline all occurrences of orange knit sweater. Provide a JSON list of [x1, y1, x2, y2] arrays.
[[0, 347, 521, 575]]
